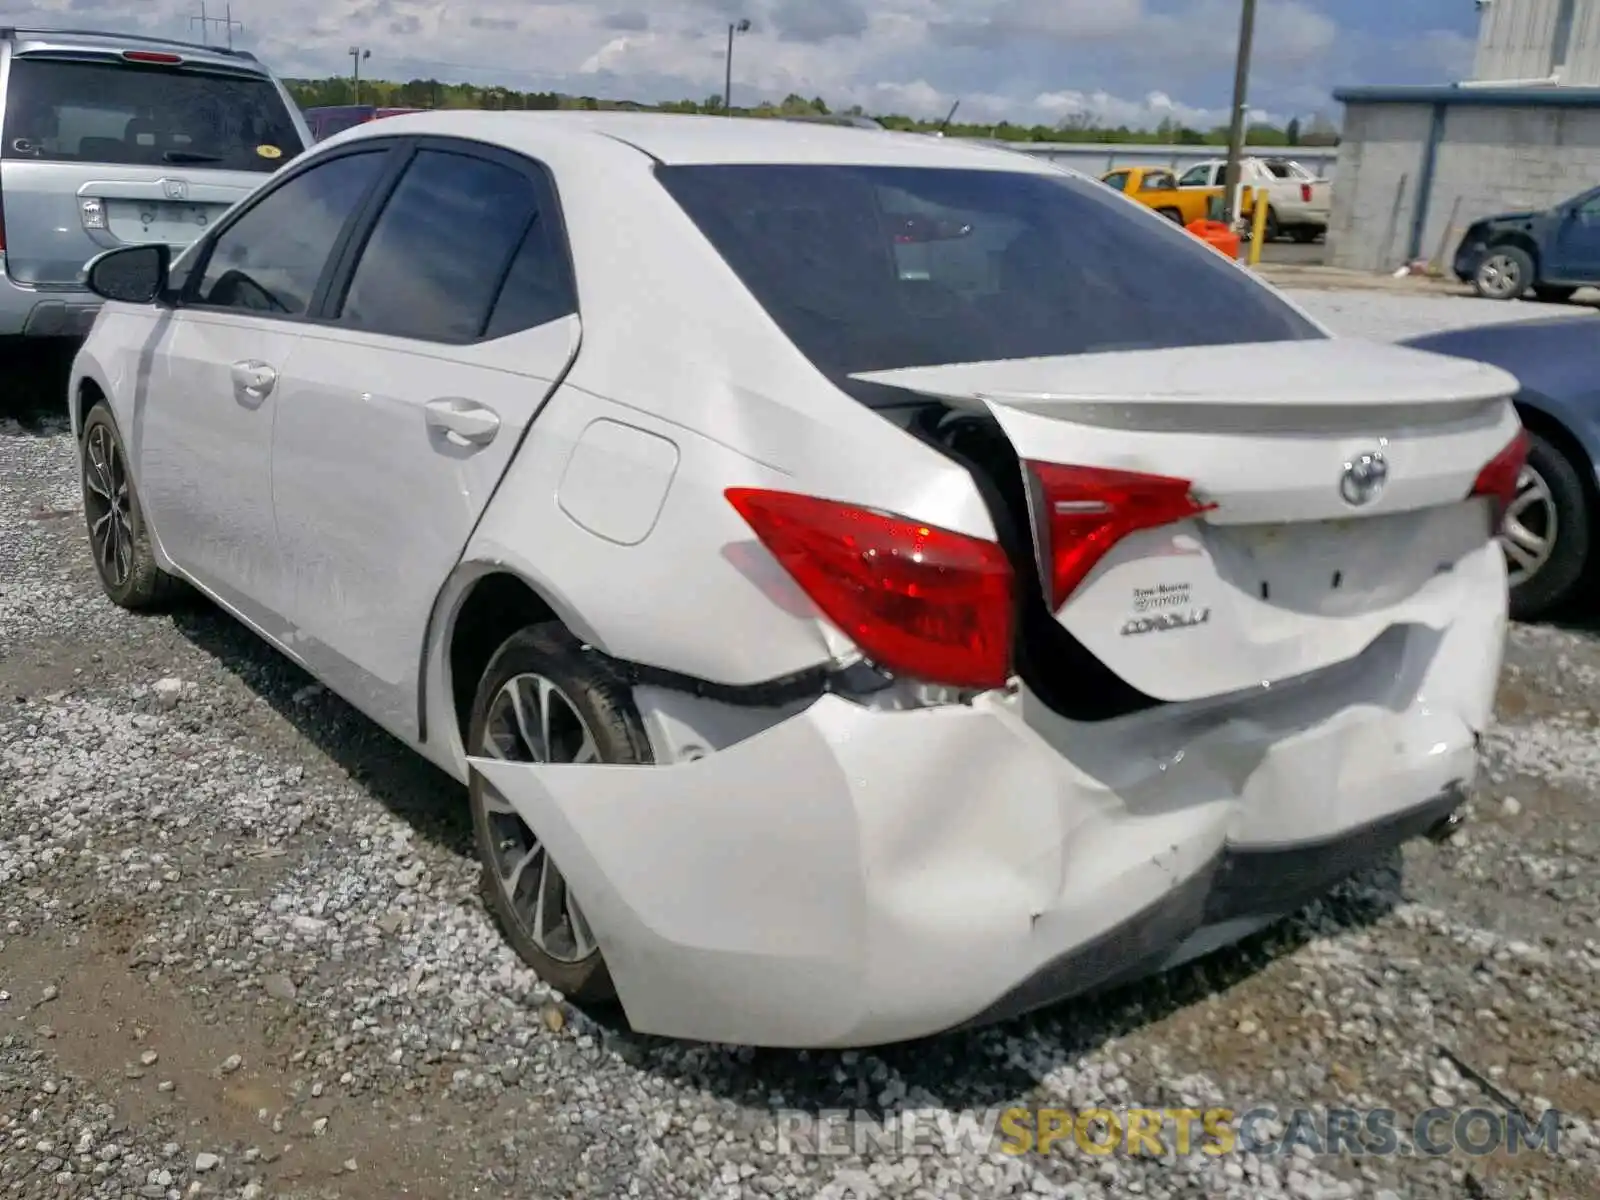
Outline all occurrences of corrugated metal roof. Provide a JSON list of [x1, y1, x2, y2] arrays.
[[1334, 83, 1600, 107]]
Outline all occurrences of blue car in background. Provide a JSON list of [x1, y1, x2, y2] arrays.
[[1404, 315, 1600, 620], [1455, 185, 1600, 302]]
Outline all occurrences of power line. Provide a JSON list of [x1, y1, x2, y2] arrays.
[[190, 1, 242, 50]]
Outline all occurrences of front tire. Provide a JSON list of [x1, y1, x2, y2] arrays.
[[466, 622, 653, 1002], [1504, 430, 1590, 621], [1474, 245, 1534, 300], [79, 402, 183, 610]]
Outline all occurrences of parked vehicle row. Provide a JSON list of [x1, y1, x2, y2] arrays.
[[302, 104, 425, 141], [1099, 155, 1330, 242]]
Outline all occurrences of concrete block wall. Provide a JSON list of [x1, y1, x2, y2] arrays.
[[1421, 105, 1600, 260], [1329, 100, 1600, 273], [1325, 104, 1431, 271]]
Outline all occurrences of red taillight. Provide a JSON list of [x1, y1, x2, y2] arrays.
[[1028, 462, 1215, 610], [1470, 429, 1529, 526], [122, 50, 184, 64], [725, 488, 1015, 690], [1301, 183, 1313, 203]]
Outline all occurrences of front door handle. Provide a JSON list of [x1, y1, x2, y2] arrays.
[[424, 398, 500, 447], [230, 359, 276, 398]]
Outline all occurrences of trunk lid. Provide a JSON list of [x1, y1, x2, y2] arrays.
[[854, 338, 1520, 702]]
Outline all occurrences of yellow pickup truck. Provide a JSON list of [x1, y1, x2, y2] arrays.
[[1101, 166, 1216, 225], [1101, 165, 1261, 227]]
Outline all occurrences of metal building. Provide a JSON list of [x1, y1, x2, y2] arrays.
[[1472, 0, 1600, 85], [1325, 0, 1600, 271]]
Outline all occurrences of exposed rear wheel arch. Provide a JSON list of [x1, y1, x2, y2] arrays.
[[447, 571, 561, 747]]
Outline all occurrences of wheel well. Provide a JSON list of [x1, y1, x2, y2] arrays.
[[447, 572, 559, 745], [1516, 403, 1598, 516], [76, 378, 105, 436]]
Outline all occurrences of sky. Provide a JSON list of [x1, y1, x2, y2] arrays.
[[20, 0, 1482, 128]]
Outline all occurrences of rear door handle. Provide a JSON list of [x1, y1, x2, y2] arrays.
[[424, 398, 500, 447], [230, 359, 276, 398]]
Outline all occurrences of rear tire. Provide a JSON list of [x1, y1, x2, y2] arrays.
[[466, 622, 654, 1003], [1290, 226, 1322, 244], [1156, 206, 1184, 223], [1262, 206, 1280, 241], [1505, 430, 1590, 622], [1473, 245, 1535, 300], [79, 402, 184, 611]]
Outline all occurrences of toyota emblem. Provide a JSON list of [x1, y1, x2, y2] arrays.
[[1339, 450, 1388, 507], [161, 178, 188, 201]]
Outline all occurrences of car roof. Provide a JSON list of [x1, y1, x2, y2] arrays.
[[0, 26, 265, 71], [336, 109, 1066, 172]]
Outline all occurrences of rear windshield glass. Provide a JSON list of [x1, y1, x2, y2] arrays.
[[2, 57, 302, 172], [656, 164, 1323, 402]]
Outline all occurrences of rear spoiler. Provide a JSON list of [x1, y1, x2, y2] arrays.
[[0, 27, 259, 61]]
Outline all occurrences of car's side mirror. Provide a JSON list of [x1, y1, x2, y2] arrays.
[[83, 243, 171, 305]]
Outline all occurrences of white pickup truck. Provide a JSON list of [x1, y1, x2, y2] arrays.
[[1176, 156, 1331, 243]]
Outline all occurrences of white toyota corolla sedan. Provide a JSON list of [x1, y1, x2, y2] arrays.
[[70, 111, 1524, 1048]]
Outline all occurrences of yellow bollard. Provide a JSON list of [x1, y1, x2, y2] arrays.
[[1247, 187, 1269, 267]]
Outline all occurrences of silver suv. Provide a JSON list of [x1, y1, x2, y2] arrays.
[[0, 27, 309, 342]]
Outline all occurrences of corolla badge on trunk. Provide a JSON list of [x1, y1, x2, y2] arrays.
[[1339, 447, 1388, 507]]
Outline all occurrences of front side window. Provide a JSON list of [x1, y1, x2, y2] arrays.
[[1142, 170, 1176, 191], [1102, 171, 1129, 192], [1, 58, 303, 171], [193, 150, 387, 314], [336, 149, 543, 342], [657, 163, 1323, 404]]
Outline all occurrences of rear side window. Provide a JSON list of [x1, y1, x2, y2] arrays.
[[337, 148, 551, 342], [656, 163, 1322, 401], [1, 57, 302, 171], [193, 150, 387, 314]]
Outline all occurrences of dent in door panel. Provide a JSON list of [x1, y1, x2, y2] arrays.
[[557, 419, 682, 545]]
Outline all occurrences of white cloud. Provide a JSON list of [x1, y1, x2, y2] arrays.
[[1, 0, 1461, 126]]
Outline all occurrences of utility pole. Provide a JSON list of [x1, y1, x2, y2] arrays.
[[190, 2, 243, 49], [349, 46, 371, 105], [1221, 0, 1257, 225], [723, 18, 750, 114]]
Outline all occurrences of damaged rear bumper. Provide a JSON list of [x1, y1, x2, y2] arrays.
[[467, 547, 1503, 1049]]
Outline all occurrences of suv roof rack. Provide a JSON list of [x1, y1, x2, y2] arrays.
[[0, 26, 259, 61]]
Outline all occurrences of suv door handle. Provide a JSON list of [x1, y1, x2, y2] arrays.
[[230, 360, 276, 398], [424, 398, 500, 447]]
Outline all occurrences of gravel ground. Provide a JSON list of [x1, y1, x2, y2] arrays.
[[3, 300, 1598, 1200]]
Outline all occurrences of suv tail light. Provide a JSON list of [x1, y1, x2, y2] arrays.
[[1300, 183, 1313, 203], [1470, 429, 1530, 529], [1028, 462, 1215, 610], [725, 488, 1015, 690]]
